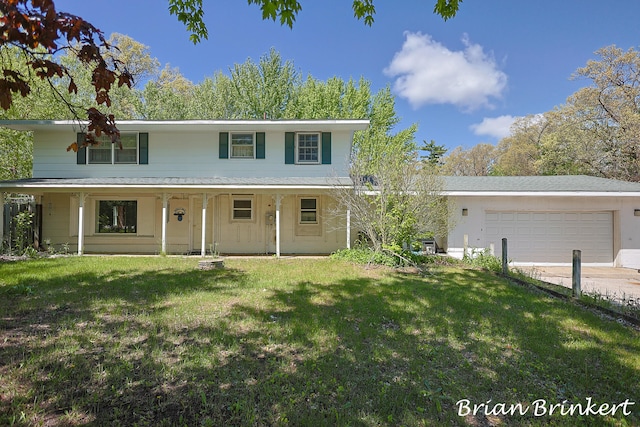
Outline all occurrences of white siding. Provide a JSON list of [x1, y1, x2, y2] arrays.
[[32, 130, 353, 178], [448, 195, 640, 268]]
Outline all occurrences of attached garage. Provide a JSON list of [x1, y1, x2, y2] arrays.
[[485, 211, 613, 263], [444, 175, 640, 268]]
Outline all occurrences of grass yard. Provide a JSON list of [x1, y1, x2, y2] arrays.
[[0, 257, 638, 426]]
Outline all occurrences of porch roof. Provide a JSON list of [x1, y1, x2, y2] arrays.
[[0, 176, 353, 192]]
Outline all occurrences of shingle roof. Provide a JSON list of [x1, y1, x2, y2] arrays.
[[2, 175, 640, 194], [0, 176, 353, 189], [443, 175, 640, 193]]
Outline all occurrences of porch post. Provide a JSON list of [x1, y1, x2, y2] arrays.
[[275, 194, 281, 258], [77, 192, 85, 255], [201, 193, 208, 257], [161, 193, 169, 254], [346, 208, 351, 249], [211, 195, 216, 255]]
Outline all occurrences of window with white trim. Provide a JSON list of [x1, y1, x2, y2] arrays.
[[232, 198, 253, 220], [97, 200, 137, 233], [299, 198, 318, 223], [231, 133, 255, 158], [88, 133, 138, 164], [296, 133, 320, 164]]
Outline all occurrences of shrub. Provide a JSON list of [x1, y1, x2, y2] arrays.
[[463, 248, 502, 273], [330, 247, 397, 267]]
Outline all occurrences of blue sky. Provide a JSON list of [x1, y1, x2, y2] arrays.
[[54, 0, 640, 151]]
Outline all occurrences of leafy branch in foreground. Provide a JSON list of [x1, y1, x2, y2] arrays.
[[168, 0, 462, 43], [0, 0, 133, 145]]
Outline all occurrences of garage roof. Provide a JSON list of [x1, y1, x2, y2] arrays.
[[443, 175, 640, 195]]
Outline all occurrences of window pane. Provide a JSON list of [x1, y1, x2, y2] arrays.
[[88, 134, 139, 164], [97, 201, 137, 233], [300, 211, 317, 222], [300, 198, 317, 223], [233, 199, 252, 220], [88, 145, 112, 164], [231, 133, 254, 158], [297, 134, 319, 163], [115, 134, 138, 164], [233, 210, 252, 219], [301, 198, 316, 210]]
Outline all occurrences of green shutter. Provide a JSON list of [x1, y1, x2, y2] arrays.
[[256, 132, 265, 159], [285, 132, 295, 164], [139, 133, 149, 164], [321, 132, 331, 165], [76, 133, 86, 164], [219, 132, 229, 159]]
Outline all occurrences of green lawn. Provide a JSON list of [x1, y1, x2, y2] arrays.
[[0, 257, 638, 426]]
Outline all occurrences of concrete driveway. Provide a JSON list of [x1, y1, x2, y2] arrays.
[[521, 266, 640, 304]]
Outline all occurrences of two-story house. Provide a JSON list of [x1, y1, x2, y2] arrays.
[[0, 119, 369, 255], [2, 119, 640, 268]]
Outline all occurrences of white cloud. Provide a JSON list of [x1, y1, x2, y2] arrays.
[[384, 32, 508, 111], [470, 115, 518, 139]]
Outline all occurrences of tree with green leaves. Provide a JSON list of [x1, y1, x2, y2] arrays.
[[420, 140, 447, 166], [138, 65, 195, 120], [490, 45, 640, 181], [332, 149, 449, 253], [491, 115, 544, 176], [228, 49, 300, 119], [441, 143, 497, 176]]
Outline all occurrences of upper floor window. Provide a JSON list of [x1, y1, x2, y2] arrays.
[[296, 133, 320, 164], [231, 133, 254, 158], [88, 133, 138, 164]]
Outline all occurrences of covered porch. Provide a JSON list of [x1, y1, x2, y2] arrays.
[[0, 177, 355, 256]]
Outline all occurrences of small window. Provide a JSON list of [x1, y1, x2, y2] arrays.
[[231, 133, 254, 158], [297, 133, 319, 164], [232, 199, 253, 220], [97, 201, 137, 233], [300, 198, 317, 223], [88, 133, 138, 164]]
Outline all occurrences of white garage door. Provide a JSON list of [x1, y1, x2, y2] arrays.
[[485, 211, 613, 263]]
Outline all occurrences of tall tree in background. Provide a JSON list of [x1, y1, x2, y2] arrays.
[[228, 49, 300, 119], [421, 140, 447, 167], [547, 45, 640, 181], [138, 65, 195, 120], [441, 143, 496, 176], [493, 45, 640, 181], [492, 115, 544, 176]]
